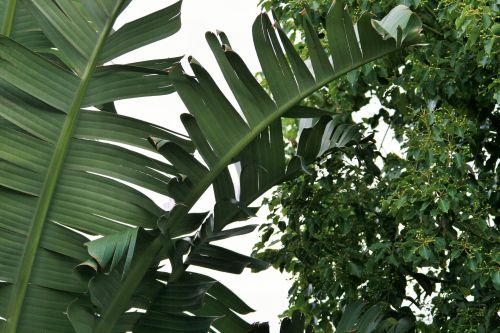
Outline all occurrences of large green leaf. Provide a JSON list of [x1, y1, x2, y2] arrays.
[[162, 3, 422, 232], [150, 271, 256, 333], [83, 2, 422, 332], [156, 1, 422, 282], [0, 0, 51, 50], [67, 267, 253, 333], [0, 1, 186, 332]]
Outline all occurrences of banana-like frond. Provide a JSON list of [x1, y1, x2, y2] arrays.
[[81, 2, 423, 332], [162, 2, 422, 232], [0, 1, 187, 332], [67, 268, 255, 333], [156, 1, 422, 277]]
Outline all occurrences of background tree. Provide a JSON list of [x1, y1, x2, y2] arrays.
[[254, 0, 499, 332]]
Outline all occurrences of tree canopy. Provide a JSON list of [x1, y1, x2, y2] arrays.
[[255, 0, 499, 332]]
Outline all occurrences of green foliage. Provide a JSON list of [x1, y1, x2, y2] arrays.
[[0, 0, 422, 332], [255, 0, 500, 332]]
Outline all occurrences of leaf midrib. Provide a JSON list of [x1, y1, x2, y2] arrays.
[[0, 0, 17, 36], [3, 1, 126, 331]]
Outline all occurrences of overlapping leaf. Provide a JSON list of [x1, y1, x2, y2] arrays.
[[150, 2, 422, 283], [0, 1, 187, 332], [159, 2, 422, 233], [84, 2, 422, 332], [67, 269, 254, 333]]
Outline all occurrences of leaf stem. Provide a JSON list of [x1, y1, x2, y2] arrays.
[[422, 23, 444, 37], [3, 1, 125, 331], [378, 119, 391, 151], [1, 0, 17, 37]]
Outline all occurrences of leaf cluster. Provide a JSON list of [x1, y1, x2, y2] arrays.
[[255, 0, 499, 332]]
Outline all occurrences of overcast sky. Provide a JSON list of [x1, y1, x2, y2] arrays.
[[114, 0, 292, 330]]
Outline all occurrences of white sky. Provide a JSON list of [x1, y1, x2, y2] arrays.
[[114, 0, 292, 330]]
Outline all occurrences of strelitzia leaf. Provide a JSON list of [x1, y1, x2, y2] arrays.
[[188, 244, 270, 274], [134, 312, 219, 333], [0, 1, 186, 331], [152, 271, 255, 332], [163, 2, 422, 232], [86, 228, 139, 277], [67, 300, 95, 333], [101, 0, 182, 62], [104, 3, 422, 331]]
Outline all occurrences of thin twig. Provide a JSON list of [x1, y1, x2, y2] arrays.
[[378, 122, 391, 151], [423, 23, 444, 37]]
